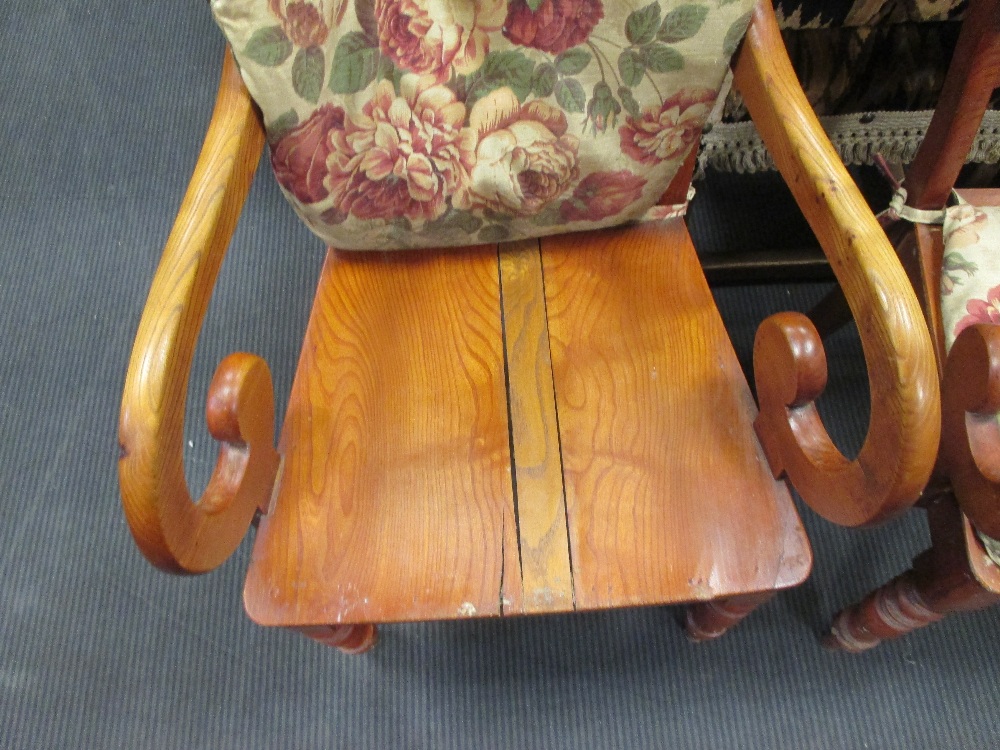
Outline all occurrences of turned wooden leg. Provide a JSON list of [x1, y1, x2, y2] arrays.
[[825, 495, 1000, 652], [685, 592, 775, 642], [298, 624, 379, 655], [824, 569, 946, 652]]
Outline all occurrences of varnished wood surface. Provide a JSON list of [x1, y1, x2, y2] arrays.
[[826, 494, 1000, 651], [904, 0, 1000, 210], [941, 324, 1000, 538], [736, 1, 940, 527], [122, 5, 940, 634], [118, 51, 276, 573], [499, 241, 575, 612], [244, 248, 523, 626], [245, 221, 812, 627], [541, 220, 810, 609]]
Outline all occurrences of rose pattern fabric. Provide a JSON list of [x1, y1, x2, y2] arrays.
[[457, 88, 579, 217], [211, 0, 754, 250], [271, 103, 345, 203], [269, 0, 336, 47], [502, 0, 605, 55], [941, 205, 1000, 352], [330, 76, 476, 222], [375, 0, 506, 80], [620, 89, 717, 166], [560, 170, 647, 222]]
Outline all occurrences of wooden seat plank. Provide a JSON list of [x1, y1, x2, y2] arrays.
[[244, 248, 523, 626], [499, 240, 575, 613], [540, 220, 811, 609], [245, 224, 810, 627]]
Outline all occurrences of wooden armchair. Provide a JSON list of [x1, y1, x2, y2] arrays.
[[118, 2, 938, 653], [823, 0, 1000, 652]]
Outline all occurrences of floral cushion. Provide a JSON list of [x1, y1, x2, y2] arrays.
[[210, 0, 753, 250], [941, 204, 1000, 352], [940, 202, 1000, 559]]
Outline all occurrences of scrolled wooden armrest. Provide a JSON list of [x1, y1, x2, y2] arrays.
[[118, 51, 276, 573], [940, 324, 1000, 538], [735, 3, 940, 526]]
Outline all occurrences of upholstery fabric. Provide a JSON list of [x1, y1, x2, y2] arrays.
[[941, 204, 1000, 351], [940, 203, 1000, 561], [720, 0, 969, 120], [211, 0, 753, 250]]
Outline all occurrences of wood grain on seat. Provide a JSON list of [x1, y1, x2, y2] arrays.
[[244, 223, 811, 627], [244, 248, 522, 626]]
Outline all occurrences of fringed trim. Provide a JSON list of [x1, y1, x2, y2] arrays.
[[700, 110, 1000, 174]]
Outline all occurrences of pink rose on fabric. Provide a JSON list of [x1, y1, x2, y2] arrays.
[[456, 88, 580, 217], [375, 0, 506, 79], [327, 76, 476, 223], [503, 0, 604, 55], [269, 0, 345, 47], [619, 89, 717, 166], [270, 104, 346, 204], [559, 170, 647, 222], [955, 283, 1000, 339]]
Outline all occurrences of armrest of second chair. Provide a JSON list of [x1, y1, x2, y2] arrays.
[[734, 2, 941, 527]]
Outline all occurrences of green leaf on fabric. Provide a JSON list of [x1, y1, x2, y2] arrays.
[[426, 209, 484, 236], [531, 205, 566, 227], [554, 47, 591, 76], [266, 109, 299, 143], [618, 49, 645, 87], [526, 0, 545, 9], [479, 224, 511, 243], [243, 26, 293, 67], [554, 78, 586, 112], [657, 5, 709, 43], [466, 50, 535, 105], [723, 11, 752, 56], [532, 63, 558, 98], [293, 47, 325, 103], [642, 43, 683, 73], [330, 32, 380, 94], [618, 86, 641, 118], [626, 3, 662, 46]]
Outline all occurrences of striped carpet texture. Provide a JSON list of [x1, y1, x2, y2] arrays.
[[0, 2, 997, 747]]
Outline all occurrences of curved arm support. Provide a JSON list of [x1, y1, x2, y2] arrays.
[[118, 51, 276, 573], [940, 324, 1000, 538], [736, 3, 940, 526]]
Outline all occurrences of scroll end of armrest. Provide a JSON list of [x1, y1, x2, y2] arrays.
[[735, 4, 941, 526], [942, 324, 1000, 538], [754, 311, 939, 527], [118, 50, 271, 573], [119, 353, 278, 574]]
